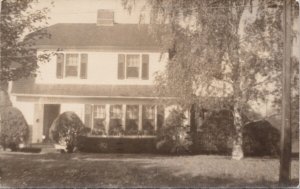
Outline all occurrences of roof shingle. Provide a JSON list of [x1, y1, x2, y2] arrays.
[[29, 23, 160, 50]]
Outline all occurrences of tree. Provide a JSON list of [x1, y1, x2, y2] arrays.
[[0, 0, 51, 112], [123, 0, 298, 159]]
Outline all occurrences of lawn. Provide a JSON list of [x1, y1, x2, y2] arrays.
[[0, 151, 298, 188]]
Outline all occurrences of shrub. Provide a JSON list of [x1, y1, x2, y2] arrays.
[[49, 111, 90, 153], [0, 107, 29, 151], [196, 110, 235, 155], [156, 109, 192, 154], [77, 136, 156, 153], [243, 120, 280, 157], [108, 119, 124, 136]]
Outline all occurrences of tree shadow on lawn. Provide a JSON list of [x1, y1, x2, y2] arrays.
[[0, 152, 298, 187]]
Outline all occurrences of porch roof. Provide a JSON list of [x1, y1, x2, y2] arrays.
[[11, 78, 161, 98]]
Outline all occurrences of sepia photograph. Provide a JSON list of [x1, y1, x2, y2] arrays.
[[0, 0, 299, 187]]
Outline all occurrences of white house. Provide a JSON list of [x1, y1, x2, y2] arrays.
[[11, 10, 169, 143]]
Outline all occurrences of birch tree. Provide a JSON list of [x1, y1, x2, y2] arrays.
[[122, 0, 297, 159]]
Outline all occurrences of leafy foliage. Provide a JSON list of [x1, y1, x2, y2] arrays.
[[0, 107, 29, 151], [0, 0, 51, 81], [156, 109, 192, 154], [196, 110, 235, 154], [122, 0, 299, 158], [243, 120, 280, 156], [49, 111, 90, 153], [108, 119, 124, 136]]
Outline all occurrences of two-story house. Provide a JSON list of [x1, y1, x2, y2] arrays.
[[11, 10, 169, 143]]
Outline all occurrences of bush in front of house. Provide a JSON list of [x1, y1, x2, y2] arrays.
[[156, 109, 192, 154], [196, 110, 235, 155], [0, 107, 29, 151], [77, 136, 156, 153], [108, 119, 124, 136], [49, 111, 90, 153], [243, 120, 280, 157]]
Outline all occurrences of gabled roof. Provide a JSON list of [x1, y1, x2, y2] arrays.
[[11, 78, 160, 98], [29, 23, 160, 50]]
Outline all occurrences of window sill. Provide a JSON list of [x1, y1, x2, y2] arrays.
[[87, 135, 156, 139]]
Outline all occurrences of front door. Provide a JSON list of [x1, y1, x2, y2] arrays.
[[43, 104, 60, 142]]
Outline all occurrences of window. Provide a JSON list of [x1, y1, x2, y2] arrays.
[[118, 54, 149, 80], [110, 105, 122, 119], [126, 105, 139, 135], [144, 105, 155, 119], [56, 53, 88, 79], [93, 105, 106, 135], [109, 105, 123, 135], [94, 105, 106, 119], [142, 105, 155, 135], [66, 54, 78, 77], [126, 55, 140, 78]]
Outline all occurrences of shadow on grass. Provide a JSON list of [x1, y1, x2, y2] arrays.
[[0, 152, 298, 187]]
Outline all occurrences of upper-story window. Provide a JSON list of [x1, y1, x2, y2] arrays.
[[56, 53, 88, 79], [118, 54, 149, 80], [65, 54, 78, 77]]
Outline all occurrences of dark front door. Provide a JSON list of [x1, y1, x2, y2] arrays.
[[43, 104, 60, 142]]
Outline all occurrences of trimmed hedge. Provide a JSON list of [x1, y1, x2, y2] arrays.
[[77, 136, 156, 153], [243, 120, 280, 157], [0, 107, 29, 151], [49, 111, 90, 153]]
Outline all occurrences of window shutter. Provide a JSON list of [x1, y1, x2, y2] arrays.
[[56, 53, 64, 78], [142, 54, 149, 80], [118, 54, 125, 79], [80, 54, 88, 79], [84, 104, 92, 129]]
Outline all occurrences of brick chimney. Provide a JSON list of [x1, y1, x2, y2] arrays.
[[97, 9, 114, 26]]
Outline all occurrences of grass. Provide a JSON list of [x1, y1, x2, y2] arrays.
[[0, 151, 299, 187]]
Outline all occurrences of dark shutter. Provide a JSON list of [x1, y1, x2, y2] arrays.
[[84, 104, 92, 129], [142, 54, 149, 80], [56, 53, 64, 78], [80, 54, 88, 79], [118, 54, 125, 79]]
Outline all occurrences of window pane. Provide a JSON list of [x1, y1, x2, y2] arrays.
[[110, 105, 122, 119], [126, 105, 138, 119], [94, 105, 106, 119], [143, 105, 155, 120], [66, 54, 78, 77], [126, 55, 140, 78]]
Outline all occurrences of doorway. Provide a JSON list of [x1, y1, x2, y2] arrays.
[[43, 104, 60, 142]]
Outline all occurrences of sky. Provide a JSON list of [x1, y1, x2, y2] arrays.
[[34, 0, 149, 25]]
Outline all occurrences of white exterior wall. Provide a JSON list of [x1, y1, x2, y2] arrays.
[[36, 50, 167, 85]]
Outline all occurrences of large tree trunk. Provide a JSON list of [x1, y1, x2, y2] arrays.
[[231, 102, 244, 160], [0, 80, 12, 113], [189, 103, 197, 153]]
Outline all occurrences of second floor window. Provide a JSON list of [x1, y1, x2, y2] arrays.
[[66, 54, 78, 77], [126, 55, 140, 78], [56, 53, 88, 79], [118, 54, 149, 80]]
